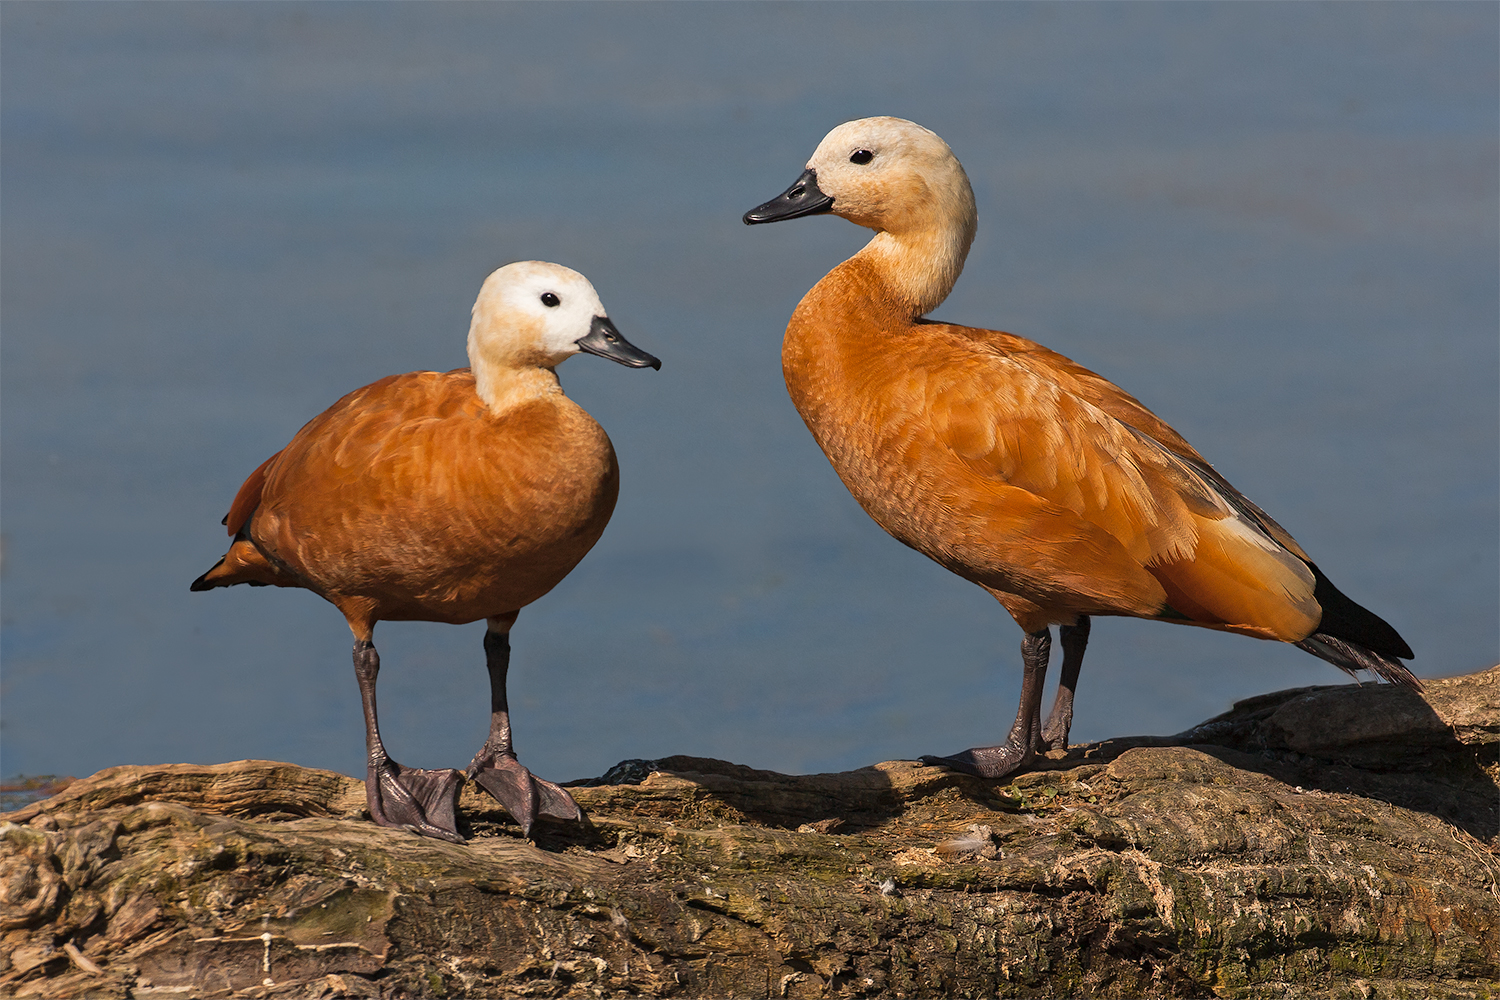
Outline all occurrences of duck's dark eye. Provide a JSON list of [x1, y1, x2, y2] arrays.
[[541, 292, 560, 307], [849, 149, 874, 165]]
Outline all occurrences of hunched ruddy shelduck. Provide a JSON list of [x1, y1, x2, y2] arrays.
[[192, 261, 660, 841], [744, 117, 1416, 780]]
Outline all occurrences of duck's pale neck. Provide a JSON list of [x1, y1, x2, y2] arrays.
[[470, 356, 563, 414], [853, 215, 975, 320]]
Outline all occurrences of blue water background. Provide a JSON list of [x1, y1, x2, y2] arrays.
[[3, 3, 1496, 784]]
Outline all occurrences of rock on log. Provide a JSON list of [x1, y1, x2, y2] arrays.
[[2, 667, 1497, 998]]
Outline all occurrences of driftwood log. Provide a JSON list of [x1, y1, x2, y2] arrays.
[[2, 667, 1497, 998]]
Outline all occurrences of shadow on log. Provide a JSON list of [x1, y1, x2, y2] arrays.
[[2, 667, 1496, 998]]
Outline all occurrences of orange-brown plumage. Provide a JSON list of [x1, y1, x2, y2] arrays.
[[205, 369, 619, 632], [193, 261, 659, 840], [783, 254, 1319, 641], [746, 116, 1413, 779]]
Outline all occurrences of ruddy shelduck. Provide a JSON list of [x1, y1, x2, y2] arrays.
[[745, 117, 1415, 780], [192, 261, 660, 841]]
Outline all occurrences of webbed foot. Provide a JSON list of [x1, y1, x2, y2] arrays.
[[1038, 717, 1072, 753], [920, 741, 1033, 780], [367, 759, 465, 843], [467, 752, 582, 837]]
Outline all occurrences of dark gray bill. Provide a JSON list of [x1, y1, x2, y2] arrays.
[[575, 316, 661, 370], [743, 168, 834, 225]]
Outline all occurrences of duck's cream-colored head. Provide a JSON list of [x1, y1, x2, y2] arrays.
[[467, 261, 659, 409], [744, 117, 977, 316]]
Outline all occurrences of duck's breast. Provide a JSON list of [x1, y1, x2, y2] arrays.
[[786, 310, 1155, 609], [251, 369, 619, 623]]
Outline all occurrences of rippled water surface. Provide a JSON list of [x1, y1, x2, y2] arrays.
[[3, 3, 1495, 784]]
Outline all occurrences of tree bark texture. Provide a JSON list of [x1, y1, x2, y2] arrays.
[[2, 667, 1496, 998]]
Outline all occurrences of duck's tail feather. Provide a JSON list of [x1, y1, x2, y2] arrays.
[[1294, 633, 1421, 690], [1296, 564, 1419, 690], [190, 538, 289, 592]]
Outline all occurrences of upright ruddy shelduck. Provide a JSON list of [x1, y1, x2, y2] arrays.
[[192, 261, 660, 841], [744, 117, 1416, 780]]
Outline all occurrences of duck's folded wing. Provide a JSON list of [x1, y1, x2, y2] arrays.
[[925, 351, 1320, 640]]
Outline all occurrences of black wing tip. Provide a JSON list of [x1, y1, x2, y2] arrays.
[[1308, 565, 1413, 660], [190, 558, 226, 592], [1298, 565, 1419, 690]]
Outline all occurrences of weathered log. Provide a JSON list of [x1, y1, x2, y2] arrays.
[[2, 667, 1496, 998]]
